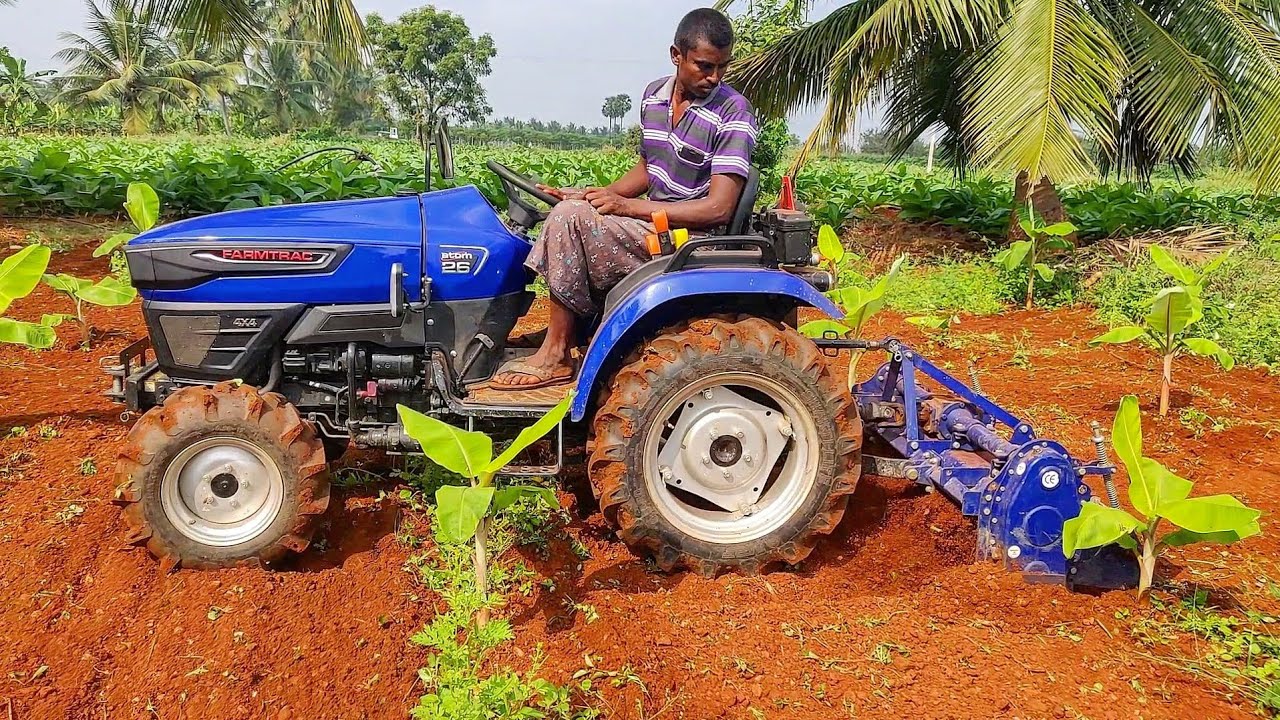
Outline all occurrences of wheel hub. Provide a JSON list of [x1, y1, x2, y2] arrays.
[[709, 435, 742, 467], [161, 436, 285, 547], [656, 386, 791, 512], [210, 473, 239, 498]]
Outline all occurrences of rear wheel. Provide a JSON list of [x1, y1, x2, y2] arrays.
[[589, 317, 861, 575], [113, 382, 330, 569]]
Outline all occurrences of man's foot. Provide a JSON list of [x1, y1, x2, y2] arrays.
[[506, 328, 548, 349], [491, 357, 576, 390]]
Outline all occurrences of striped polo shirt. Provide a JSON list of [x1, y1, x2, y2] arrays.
[[639, 75, 758, 202]]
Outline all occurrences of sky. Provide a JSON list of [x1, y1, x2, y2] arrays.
[[0, 0, 876, 138]]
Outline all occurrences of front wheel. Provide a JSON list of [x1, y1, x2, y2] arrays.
[[113, 382, 330, 569], [589, 317, 862, 575]]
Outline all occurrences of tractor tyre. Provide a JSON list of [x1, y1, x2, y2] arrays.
[[589, 316, 862, 576], [113, 381, 330, 569]]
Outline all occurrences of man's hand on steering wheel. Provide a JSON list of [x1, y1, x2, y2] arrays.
[[534, 184, 586, 202]]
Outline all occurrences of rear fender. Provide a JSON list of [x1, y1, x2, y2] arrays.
[[570, 267, 842, 421]]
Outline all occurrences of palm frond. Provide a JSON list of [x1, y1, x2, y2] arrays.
[[882, 41, 976, 171], [729, 1, 883, 119], [963, 0, 1127, 180]]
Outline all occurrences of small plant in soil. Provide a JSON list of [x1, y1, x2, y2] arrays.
[[994, 206, 1075, 310], [93, 181, 160, 260], [42, 272, 136, 346], [394, 400, 596, 720], [1129, 588, 1280, 714], [1063, 395, 1261, 598], [800, 254, 906, 386], [1090, 247, 1234, 415], [396, 394, 570, 628]]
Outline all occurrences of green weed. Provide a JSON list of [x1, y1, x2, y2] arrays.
[[398, 470, 598, 720], [1129, 588, 1280, 715]]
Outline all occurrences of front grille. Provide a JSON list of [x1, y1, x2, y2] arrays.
[[159, 315, 219, 367], [157, 313, 272, 371]]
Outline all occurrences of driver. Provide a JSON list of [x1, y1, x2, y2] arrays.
[[493, 7, 758, 390]]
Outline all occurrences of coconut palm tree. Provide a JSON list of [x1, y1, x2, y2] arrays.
[[314, 57, 379, 129], [174, 34, 244, 133], [717, 0, 1280, 191], [0, 48, 55, 130], [56, 0, 208, 134], [144, 0, 362, 64], [245, 40, 319, 131]]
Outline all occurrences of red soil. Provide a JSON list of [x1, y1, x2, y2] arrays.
[[1, 223, 1276, 719]]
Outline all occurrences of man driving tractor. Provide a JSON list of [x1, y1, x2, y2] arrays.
[[492, 7, 759, 390]]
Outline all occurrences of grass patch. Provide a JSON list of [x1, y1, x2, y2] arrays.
[[394, 459, 597, 720], [833, 254, 1081, 316], [1126, 587, 1280, 715]]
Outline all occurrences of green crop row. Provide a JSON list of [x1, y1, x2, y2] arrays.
[[795, 160, 1280, 240], [2, 135, 1278, 241], [0, 135, 635, 218]]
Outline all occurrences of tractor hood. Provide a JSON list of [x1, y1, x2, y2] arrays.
[[129, 194, 423, 249], [125, 194, 425, 304]]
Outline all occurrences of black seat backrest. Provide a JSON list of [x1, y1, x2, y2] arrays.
[[726, 166, 760, 235]]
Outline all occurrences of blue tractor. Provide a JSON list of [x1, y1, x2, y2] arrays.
[[105, 137, 1133, 588]]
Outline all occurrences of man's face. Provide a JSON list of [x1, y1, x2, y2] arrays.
[[671, 40, 733, 99]]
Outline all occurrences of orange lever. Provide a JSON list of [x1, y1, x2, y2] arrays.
[[652, 210, 670, 234]]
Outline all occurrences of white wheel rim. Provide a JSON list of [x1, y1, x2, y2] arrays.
[[161, 436, 285, 547], [642, 372, 819, 544]]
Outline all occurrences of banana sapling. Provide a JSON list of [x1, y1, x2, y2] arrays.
[[1063, 395, 1260, 597], [0, 245, 56, 349], [396, 394, 571, 627], [800, 254, 906, 387], [93, 181, 159, 258], [1090, 246, 1233, 415], [995, 207, 1075, 310]]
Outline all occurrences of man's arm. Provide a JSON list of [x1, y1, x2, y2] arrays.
[[585, 174, 744, 229]]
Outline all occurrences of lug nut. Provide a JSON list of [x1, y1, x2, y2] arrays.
[[702, 389, 714, 400], [744, 454, 753, 464], [701, 455, 711, 465]]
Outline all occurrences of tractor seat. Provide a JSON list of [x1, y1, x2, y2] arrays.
[[602, 167, 763, 315]]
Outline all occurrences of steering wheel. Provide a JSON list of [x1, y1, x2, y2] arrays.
[[486, 160, 561, 230]]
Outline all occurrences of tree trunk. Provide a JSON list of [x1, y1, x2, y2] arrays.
[[1160, 352, 1173, 416], [219, 94, 231, 135], [1025, 244, 1037, 310], [1009, 173, 1076, 245]]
